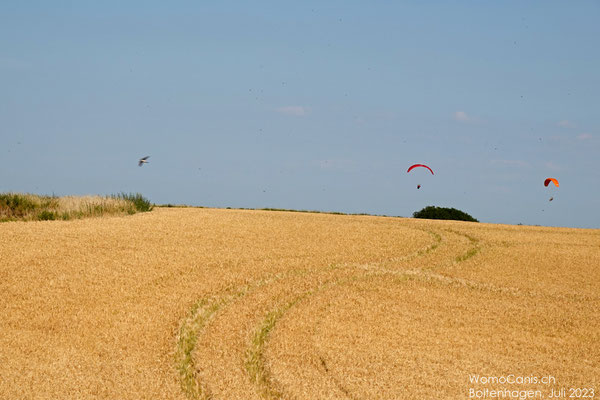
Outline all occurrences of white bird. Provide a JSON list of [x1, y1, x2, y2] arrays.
[[138, 156, 150, 166]]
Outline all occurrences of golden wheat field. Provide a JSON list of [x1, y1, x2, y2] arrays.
[[1, 207, 598, 399]]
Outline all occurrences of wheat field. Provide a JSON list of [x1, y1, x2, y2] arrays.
[[1, 208, 598, 399]]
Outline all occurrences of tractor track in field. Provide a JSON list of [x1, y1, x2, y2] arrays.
[[177, 222, 598, 399], [175, 226, 486, 400]]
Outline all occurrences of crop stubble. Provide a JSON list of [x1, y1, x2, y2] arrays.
[[1, 208, 598, 399]]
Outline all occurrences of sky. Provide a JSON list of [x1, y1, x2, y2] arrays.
[[1, 1, 599, 228]]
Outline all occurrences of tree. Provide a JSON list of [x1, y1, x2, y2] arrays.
[[413, 206, 478, 222]]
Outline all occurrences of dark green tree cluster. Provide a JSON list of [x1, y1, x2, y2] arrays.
[[413, 206, 478, 222]]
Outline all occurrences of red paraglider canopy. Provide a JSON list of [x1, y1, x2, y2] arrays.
[[544, 178, 559, 187], [407, 164, 434, 175]]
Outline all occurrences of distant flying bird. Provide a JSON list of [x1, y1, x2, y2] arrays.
[[549, 197, 554, 202], [138, 156, 150, 166]]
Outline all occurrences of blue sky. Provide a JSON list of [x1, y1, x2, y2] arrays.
[[2, 1, 599, 228]]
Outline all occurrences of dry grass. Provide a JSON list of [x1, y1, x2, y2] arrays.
[[0, 208, 598, 399], [0, 193, 148, 221]]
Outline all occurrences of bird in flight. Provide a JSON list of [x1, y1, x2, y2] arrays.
[[138, 156, 150, 166]]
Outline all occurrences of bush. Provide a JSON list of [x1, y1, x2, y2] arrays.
[[413, 206, 478, 222], [113, 193, 154, 212], [38, 210, 57, 221], [0, 193, 37, 217]]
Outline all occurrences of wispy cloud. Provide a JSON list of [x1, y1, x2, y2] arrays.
[[453, 111, 471, 122], [577, 133, 593, 140], [276, 106, 307, 116], [557, 120, 575, 128]]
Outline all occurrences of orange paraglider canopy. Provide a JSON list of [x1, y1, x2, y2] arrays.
[[544, 178, 559, 187], [407, 164, 434, 175]]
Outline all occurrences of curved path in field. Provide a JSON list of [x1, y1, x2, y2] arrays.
[[177, 214, 599, 400], [176, 224, 485, 399]]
